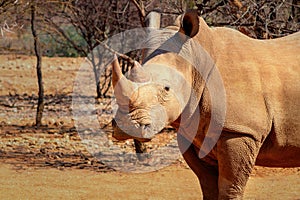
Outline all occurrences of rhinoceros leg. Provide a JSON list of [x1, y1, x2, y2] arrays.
[[217, 133, 261, 200], [177, 134, 219, 200]]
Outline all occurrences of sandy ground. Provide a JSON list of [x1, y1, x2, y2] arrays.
[[0, 164, 299, 200], [0, 55, 299, 200]]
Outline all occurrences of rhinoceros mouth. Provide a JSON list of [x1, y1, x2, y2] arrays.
[[112, 117, 164, 140], [112, 105, 167, 141], [112, 119, 157, 142]]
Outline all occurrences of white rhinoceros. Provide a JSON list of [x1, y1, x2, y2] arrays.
[[112, 10, 300, 200]]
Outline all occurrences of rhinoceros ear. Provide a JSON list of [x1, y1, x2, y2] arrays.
[[179, 10, 199, 38]]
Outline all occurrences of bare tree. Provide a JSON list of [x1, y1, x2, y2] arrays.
[[195, 0, 299, 39], [30, 2, 44, 127], [133, 0, 299, 39], [0, 0, 20, 37], [0, 1, 47, 126], [43, 0, 143, 98], [131, 0, 147, 26]]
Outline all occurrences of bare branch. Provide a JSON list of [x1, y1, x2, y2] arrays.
[[95, 39, 135, 65], [131, 0, 146, 27]]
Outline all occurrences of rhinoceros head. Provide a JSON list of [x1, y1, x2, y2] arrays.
[[112, 10, 202, 142], [112, 53, 193, 142]]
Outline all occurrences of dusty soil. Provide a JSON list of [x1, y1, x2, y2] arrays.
[[0, 55, 299, 199]]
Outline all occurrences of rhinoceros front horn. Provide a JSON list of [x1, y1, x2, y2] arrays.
[[112, 55, 136, 106]]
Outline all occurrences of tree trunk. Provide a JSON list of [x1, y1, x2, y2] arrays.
[[291, 0, 298, 23], [90, 51, 102, 98], [31, 3, 44, 127]]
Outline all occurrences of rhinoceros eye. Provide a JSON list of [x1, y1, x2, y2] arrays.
[[164, 86, 170, 92]]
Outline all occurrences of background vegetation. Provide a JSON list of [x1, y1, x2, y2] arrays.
[[0, 0, 299, 124], [1, 1, 298, 55]]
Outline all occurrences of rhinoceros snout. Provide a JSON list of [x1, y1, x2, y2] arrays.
[[112, 105, 167, 142], [112, 118, 152, 142]]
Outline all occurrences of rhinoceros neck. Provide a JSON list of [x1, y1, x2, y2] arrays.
[[143, 28, 218, 125], [142, 19, 222, 133], [193, 18, 217, 58]]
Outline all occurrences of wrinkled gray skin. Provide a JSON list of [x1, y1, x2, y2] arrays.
[[112, 61, 190, 142], [112, 10, 300, 200]]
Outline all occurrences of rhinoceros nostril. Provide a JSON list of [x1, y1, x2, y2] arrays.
[[133, 121, 140, 128], [140, 124, 153, 138], [141, 124, 151, 130]]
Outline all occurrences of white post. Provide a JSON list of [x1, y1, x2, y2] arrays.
[[145, 11, 161, 29]]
